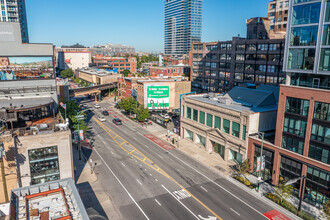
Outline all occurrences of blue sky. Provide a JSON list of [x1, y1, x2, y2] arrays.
[[26, 0, 268, 52]]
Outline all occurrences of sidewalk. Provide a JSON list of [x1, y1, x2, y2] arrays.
[[72, 146, 122, 220]]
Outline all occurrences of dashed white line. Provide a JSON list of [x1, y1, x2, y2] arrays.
[[111, 151, 114, 155], [149, 173, 152, 176], [155, 179, 158, 182], [157, 154, 163, 159], [155, 199, 161, 206], [93, 149, 149, 220], [161, 185, 199, 220], [121, 162, 126, 167], [200, 186, 208, 192], [136, 179, 142, 186], [230, 208, 240, 216]]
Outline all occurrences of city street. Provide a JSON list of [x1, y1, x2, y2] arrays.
[[80, 101, 290, 220]]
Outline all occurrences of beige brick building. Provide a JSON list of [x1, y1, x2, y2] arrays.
[[76, 68, 122, 85]]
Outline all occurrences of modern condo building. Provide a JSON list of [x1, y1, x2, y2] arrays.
[[164, 0, 203, 55], [0, 0, 29, 43]]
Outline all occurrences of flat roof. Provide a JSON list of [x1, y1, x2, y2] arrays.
[[0, 97, 54, 109], [77, 68, 119, 77], [10, 178, 89, 220]]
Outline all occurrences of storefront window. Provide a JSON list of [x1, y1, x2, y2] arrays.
[[231, 122, 240, 138], [280, 156, 302, 197], [206, 113, 213, 127], [253, 145, 274, 181], [214, 116, 221, 129], [193, 109, 198, 122], [229, 149, 242, 164], [319, 49, 330, 71], [196, 134, 206, 147], [185, 129, 194, 141], [290, 26, 318, 46], [305, 166, 330, 206], [223, 119, 230, 134], [199, 111, 205, 124], [288, 48, 315, 70], [285, 97, 309, 116], [292, 3, 321, 25], [28, 146, 60, 185], [212, 142, 225, 159]]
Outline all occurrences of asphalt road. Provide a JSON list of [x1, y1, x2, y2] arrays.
[[82, 102, 284, 220]]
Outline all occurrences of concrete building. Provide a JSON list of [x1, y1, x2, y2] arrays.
[[76, 68, 121, 85], [149, 64, 190, 77], [91, 43, 135, 55], [0, 0, 29, 43], [9, 178, 89, 219], [268, 0, 289, 39], [190, 37, 285, 93], [248, 0, 330, 208], [57, 48, 91, 71], [180, 86, 278, 164], [92, 55, 137, 74], [246, 17, 271, 40], [164, 0, 203, 55]]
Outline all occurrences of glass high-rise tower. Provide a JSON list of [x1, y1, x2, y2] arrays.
[[0, 0, 29, 43], [164, 0, 203, 55]]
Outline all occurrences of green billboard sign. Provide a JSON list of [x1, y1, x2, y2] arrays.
[[147, 86, 169, 109]]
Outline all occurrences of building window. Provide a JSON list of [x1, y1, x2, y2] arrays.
[[185, 129, 194, 141], [193, 109, 198, 122], [242, 125, 246, 140], [311, 124, 330, 145], [314, 102, 330, 121], [214, 116, 221, 129], [283, 117, 307, 137], [182, 105, 184, 117], [305, 166, 330, 206], [247, 44, 256, 51], [280, 156, 302, 196], [253, 145, 274, 181], [292, 3, 321, 25], [231, 122, 240, 138], [223, 119, 230, 134], [257, 44, 268, 51], [323, 25, 330, 45], [282, 135, 304, 155], [206, 113, 213, 127], [288, 48, 315, 70], [309, 144, 330, 164], [319, 49, 330, 71], [213, 142, 225, 159], [236, 44, 245, 50], [196, 134, 206, 147], [199, 111, 205, 124], [290, 26, 318, 46], [325, 0, 330, 22], [286, 97, 309, 116], [28, 146, 60, 185], [186, 107, 191, 119]]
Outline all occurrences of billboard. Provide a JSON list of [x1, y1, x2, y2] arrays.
[[147, 86, 169, 109], [0, 56, 54, 80]]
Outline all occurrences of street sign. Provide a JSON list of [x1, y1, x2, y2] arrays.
[[76, 115, 85, 120]]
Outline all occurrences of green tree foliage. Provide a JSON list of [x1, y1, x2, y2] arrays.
[[323, 200, 330, 216], [122, 69, 131, 77], [58, 100, 88, 133], [136, 105, 150, 122], [274, 180, 294, 204], [60, 68, 74, 78], [134, 55, 158, 69], [118, 97, 138, 115], [237, 159, 250, 177]]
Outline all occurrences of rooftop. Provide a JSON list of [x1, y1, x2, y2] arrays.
[[9, 178, 89, 220], [0, 97, 54, 110], [187, 86, 278, 113], [77, 68, 120, 77]]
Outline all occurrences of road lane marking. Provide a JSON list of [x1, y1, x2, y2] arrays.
[[230, 208, 240, 216], [93, 149, 149, 220], [121, 162, 126, 167], [200, 186, 208, 192], [92, 117, 222, 220], [111, 151, 114, 155], [157, 154, 163, 159], [136, 179, 142, 186], [162, 185, 199, 220], [155, 199, 161, 206], [172, 189, 191, 200], [155, 179, 158, 182]]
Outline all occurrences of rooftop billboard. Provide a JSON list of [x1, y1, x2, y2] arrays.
[[147, 86, 169, 110]]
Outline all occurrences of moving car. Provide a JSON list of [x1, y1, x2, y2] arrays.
[[98, 116, 106, 122], [102, 111, 109, 116], [94, 104, 101, 109], [112, 118, 122, 125]]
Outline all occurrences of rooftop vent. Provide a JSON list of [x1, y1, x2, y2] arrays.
[[218, 97, 233, 105]]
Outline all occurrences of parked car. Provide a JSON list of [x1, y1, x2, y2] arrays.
[[102, 111, 109, 116], [98, 116, 106, 122], [94, 104, 101, 109], [112, 118, 122, 125], [160, 113, 170, 119]]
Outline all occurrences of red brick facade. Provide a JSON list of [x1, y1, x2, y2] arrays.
[[92, 55, 137, 74]]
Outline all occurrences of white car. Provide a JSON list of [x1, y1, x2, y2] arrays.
[[98, 116, 106, 122], [160, 113, 170, 119], [94, 104, 101, 109]]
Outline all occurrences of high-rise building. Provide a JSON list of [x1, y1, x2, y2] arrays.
[[0, 0, 29, 43], [248, 0, 330, 208], [268, 0, 290, 39], [164, 0, 203, 55]]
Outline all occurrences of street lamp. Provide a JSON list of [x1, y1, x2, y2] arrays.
[[76, 109, 88, 160], [250, 132, 265, 192]]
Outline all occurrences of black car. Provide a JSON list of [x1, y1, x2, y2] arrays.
[[112, 118, 122, 125], [102, 111, 109, 116]]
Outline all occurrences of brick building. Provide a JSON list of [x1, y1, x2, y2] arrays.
[[92, 55, 137, 74], [246, 17, 271, 40], [149, 64, 190, 77], [268, 0, 289, 39]]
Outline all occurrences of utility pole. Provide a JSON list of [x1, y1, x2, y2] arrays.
[[0, 143, 9, 203]]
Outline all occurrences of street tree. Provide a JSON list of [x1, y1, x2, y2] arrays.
[[136, 105, 150, 122], [122, 69, 131, 77], [118, 97, 137, 115], [60, 68, 74, 78], [274, 180, 293, 204]]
